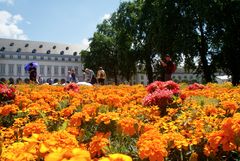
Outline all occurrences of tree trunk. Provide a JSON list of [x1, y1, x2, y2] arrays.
[[144, 45, 153, 84], [198, 17, 212, 83]]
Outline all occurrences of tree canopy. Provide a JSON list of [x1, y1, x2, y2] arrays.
[[81, 0, 240, 85]]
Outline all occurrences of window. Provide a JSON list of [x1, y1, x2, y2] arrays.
[[61, 66, 65, 75], [47, 66, 52, 75], [26, 55, 29, 60], [18, 55, 21, 59], [68, 58, 71, 61], [32, 49, 37, 53], [73, 52, 77, 56], [55, 57, 58, 61], [141, 75, 144, 80], [62, 57, 65, 61], [1, 54, 5, 58], [33, 56, 36, 60], [25, 44, 29, 47], [40, 65, 44, 75], [75, 58, 78, 62], [0, 64, 6, 75], [53, 45, 56, 49], [10, 42, 14, 46], [46, 50, 51, 54], [0, 47, 5, 51], [39, 45, 43, 48], [8, 64, 14, 75], [66, 47, 69, 50], [10, 55, 13, 59], [41, 56, 44, 60], [16, 48, 21, 52], [60, 51, 64, 55], [17, 64, 22, 75], [54, 66, 59, 75], [48, 57, 51, 60]]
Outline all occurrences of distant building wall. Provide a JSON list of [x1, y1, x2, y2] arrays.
[[0, 38, 83, 83]]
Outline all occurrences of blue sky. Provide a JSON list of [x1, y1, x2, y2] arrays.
[[0, 0, 125, 49]]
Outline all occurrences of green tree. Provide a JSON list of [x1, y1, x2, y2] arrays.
[[217, 0, 240, 86], [81, 19, 119, 84]]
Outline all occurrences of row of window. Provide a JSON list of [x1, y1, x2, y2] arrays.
[[0, 64, 79, 77], [172, 75, 201, 80], [0, 54, 80, 62], [0, 46, 78, 55], [0, 78, 68, 84], [7, 43, 70, 50]]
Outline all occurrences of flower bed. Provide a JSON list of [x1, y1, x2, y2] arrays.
[[0, 82, 240, 160]]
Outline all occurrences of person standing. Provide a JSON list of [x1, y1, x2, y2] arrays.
[[28, 63, 37, 83], [84, 68, 96, 84], [159, 55, 176, 81], [71, 69, 76, 83], [66, 70, 72, 83], [97, 67, 106, 85]]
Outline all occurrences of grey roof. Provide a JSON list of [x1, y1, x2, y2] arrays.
[[0, 38, 82, 55]]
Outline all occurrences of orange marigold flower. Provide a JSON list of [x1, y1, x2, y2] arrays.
[[118, 118, 139, 136], [88, 132, 110, 158], [137, 130, 168, 161], [0, 104, 18, 116], [69, 112, 83, 127], [221, 100, 239, 113], [96, 113, 111, 125], [23, 120, 47, 137], [60, 107, 74, 117]]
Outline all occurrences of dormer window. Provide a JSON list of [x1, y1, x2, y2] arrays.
[[66, 47, 69, 50], [25, 44, 29, 47], [0, 47, 5, 51], [60, 51, 64, 55], [10, 42, 14, 46], [53, 46, 56, 49], [47, 50, 51, 54], [73, 52, 77, 56], [32, 49, 37, 53], [16, 48, 21, 52], [39, 45, 43, 48]]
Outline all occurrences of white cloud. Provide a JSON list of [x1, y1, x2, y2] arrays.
[[0, 0, 14, 5], [79, 38, 90, 50], [0, 10, 28, 40], [101, 13, 111, 21]]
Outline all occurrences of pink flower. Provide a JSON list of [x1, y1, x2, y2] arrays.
[[143, 81, 180, 108], [0, 84, 16, 103], [188, 83, 205, 90], [64, 83, 79, 92]]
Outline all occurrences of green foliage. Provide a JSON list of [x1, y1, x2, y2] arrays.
[[189, 96, 219, 107], [38, 110, 68, 132], [97, 120, 117, 134], [56, 99, 70, 111], [105, 133, 139, 160], [79, 119, 97, 143], [0, 114, 15, 127]]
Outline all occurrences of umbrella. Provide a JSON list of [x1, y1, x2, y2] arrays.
[[24, 62, 39, 71]]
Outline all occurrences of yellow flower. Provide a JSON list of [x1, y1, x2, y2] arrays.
[[99, 153, 132, 161]]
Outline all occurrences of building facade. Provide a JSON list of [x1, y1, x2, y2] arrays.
[[0, 38, 83, 84]]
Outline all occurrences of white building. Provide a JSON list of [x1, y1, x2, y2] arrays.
[[0, 38, 83, 84]]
